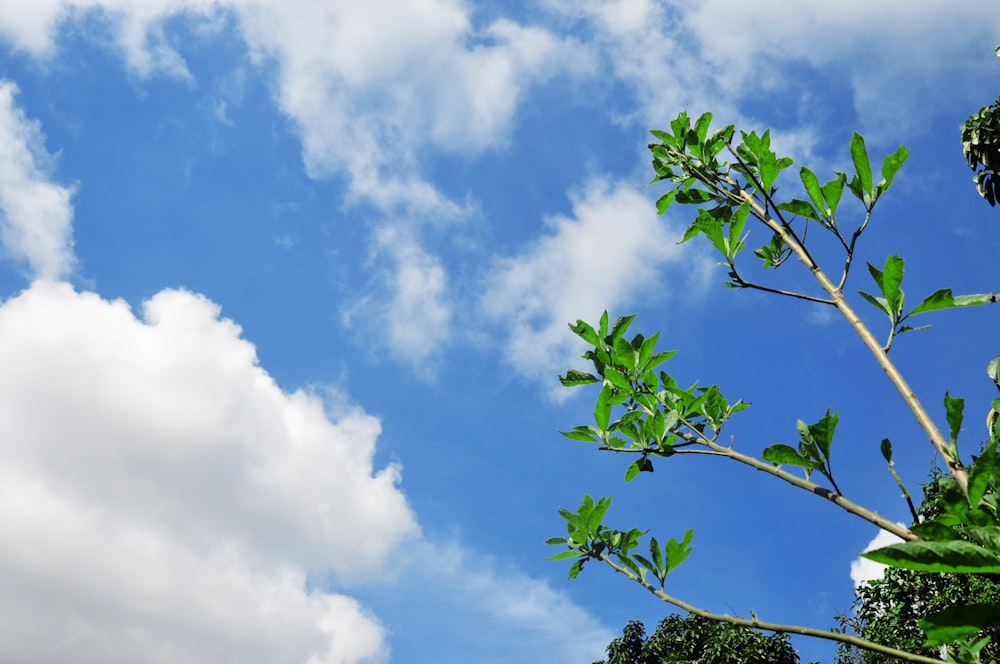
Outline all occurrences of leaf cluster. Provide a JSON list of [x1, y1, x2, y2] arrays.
[[560, 311, 747, 483], [545, 494, 693, 590], [963, 94, 1000, 206]]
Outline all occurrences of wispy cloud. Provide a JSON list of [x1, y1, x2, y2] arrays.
[[481, 177, 683, 397], [0, 81, 75, 280], [342, 226, 454, 371]]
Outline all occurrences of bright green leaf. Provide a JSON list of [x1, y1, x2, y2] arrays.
[[945, 391, 965, 448], [861, 540, 1000, 573], [878, 144, 909, 193], [919, 604, 1000, 647], [851, 132, 873, 197], [909, 289, 997, 316]]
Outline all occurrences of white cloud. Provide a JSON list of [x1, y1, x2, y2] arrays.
[[0, 281, 418, 662], [0, 81, 75, 280], [342, 226, 453, 370], [549, 0, 1000, 137], [234, 0, 594, 213], [0, 0, 594, 214], [850, 525, 905, 588], [481, 177, 683, 396], [367, 539, 615, 663]]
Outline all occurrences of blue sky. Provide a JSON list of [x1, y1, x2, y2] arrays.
[[0, 2, 998, 662]]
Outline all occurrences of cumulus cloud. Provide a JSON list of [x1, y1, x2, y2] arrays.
[[0, 281, 418, 662], [481, 177, 683, 396], [850, 525, 905, 588], [0, 81, 75, 280]]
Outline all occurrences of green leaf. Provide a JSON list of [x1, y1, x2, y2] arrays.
[[776, 198, 822, 222], [799, 167, 826, 214], [560, 369, 600, 386], [604, 367, 631, 391], [650, 536, 664, 576], [851, 132, 873, 197], [762, 443, 821, 471], [547, 550, 583, 561], [804, 410, 838, 461], [820, 174, 847, 216], [655, 189, 678, 214], [610, 315, 637, 343], [867, 255, 904, 317], [878, 144, 909, 194], [919, 604, 1000, 647], [560, 426, 601, 443], [569, 320, 600, 346], [945, 391, 965, 447], [908, 289, 997, 316], [988, 355, 1000, 391], [858, 290, 892, 319], [675, 188, 715, 204], [861, 540, 1000, 573], [544, 537, 568, 546], [595, 385, 613, 431], [693, 112, 713, 145], [624, 460, 641, 482], [665, 529, 695, 573], [880, 438, 893, 463]]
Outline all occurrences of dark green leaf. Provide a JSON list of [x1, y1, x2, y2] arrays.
[[544, 537, 568, 546], [880, 438, 893, 463], [675, 188, 715, 204], [560, 369, 600, 386], [861, 540, 1000, 573], [650, 536, 664, 575]]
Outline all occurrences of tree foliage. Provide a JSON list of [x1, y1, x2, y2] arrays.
[[836, 474, 1000, 663], [961, 46, 1000, 207], [595, 615, 800, 664], [547, 45, 1000, 664]]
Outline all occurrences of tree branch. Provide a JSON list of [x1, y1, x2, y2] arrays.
[[600, 555, 947, 664]]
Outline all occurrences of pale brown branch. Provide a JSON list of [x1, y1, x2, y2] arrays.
[[601, 555, 946, 664]]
